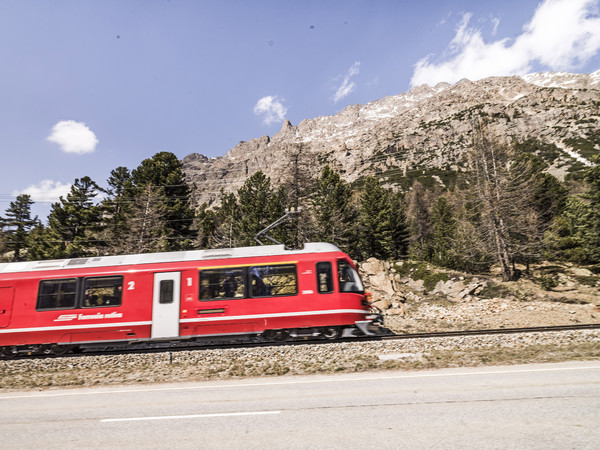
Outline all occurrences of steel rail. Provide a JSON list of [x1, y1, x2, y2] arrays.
[[5, 322, 600, 361], [375, 323, 600, 341]]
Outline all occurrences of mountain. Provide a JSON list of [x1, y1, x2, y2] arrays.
[[183, 71, 600, 206]]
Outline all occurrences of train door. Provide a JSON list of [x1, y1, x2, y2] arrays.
[[0, 287, 14, 328], [151, 272, 181, 338]]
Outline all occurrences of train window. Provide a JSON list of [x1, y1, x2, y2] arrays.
[[250, 264, 297, 297], [199, 268, 245, 301], [316, 262, 333, 294], [37, 278, 78, 310], [159, 280, 174, 304], [337, 261, 364, 294], [82, 276, 123, 308]]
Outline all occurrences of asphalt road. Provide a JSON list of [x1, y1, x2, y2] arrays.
[[1, 361, 599, 449]]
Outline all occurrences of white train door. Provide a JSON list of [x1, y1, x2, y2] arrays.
[[151, 272, 181, 338]]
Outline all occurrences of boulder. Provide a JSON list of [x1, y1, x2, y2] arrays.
[[368, 272, 396, 297], [433, 280, 465, 296], [405, 278, 425, 292], [372, 299, 391, 310], [433, 279, 487, 301], [360, 258, 386, 276]]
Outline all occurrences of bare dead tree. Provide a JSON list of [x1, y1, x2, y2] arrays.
[[121, 185, 169, 254], [209, 191, 241, 249], [285, 143, 317, 247], [467, 122, 544, 280], [405, 180, 433, 260]]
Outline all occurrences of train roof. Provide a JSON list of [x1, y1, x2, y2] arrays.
[[0, 242, 343, 274]]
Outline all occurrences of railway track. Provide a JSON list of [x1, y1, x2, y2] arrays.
[[376, 323, 600, 340], [5, 322, 600, 361]]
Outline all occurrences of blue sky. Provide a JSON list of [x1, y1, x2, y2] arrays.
[[1, 0, 599, 220]]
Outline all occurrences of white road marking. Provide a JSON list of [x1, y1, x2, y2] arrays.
[[1, 364, 599, 400], [101, 410, 281, 422]]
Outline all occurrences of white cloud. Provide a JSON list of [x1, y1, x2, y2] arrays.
[[47, 120, 99, 154], [333, 61, 360, 103], [411, 0, 600, 87], [253, 96, 288, 125], [14, 180, 72, 204], [491, 17, 500, 36]]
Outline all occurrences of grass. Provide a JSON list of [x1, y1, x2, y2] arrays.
[[538, 275, 559, 291], [574, 275, 600, 287], [393, 261, 451, 292], [415, 341, 600, 369], [478, 281, 513, 299]]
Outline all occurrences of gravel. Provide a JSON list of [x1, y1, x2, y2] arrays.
[[382, 297, 600, 332], [1, 329, 599, 391]]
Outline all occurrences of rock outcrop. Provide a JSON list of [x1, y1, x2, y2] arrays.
[[183, 71, 600, 206], [358, 257, 600, 328], [357, 258, 600, 332]]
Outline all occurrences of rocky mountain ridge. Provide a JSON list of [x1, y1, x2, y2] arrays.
[[183, 71, 600, 206]]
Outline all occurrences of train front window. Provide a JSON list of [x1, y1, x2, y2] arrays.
[[250, 264, 297, 297], [37, 278, 77, 310], [316, 262, 333, 294], [199, 268, 245, 300], [82, 276, 123, 307], [337, 261, 364, 293]]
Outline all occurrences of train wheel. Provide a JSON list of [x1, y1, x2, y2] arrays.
[[321, 327, 341, 340], [50, 344, 73, 356]]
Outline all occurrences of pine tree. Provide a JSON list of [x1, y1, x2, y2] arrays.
[[429, 196, 456, 268], [544, 196, 592, 264], [0, 194, 38, 261], [236, 171, 288, 247], [388, 191, 410, 259], [210, 190, 242, 248], [193, 202, 217, 249], [101, 167, 134, 255], [309, 166, 357, 253], [583, 155, 600, 263], [26, 223, 57, 261], [196, 172, 290, 249], [0, 228, 7, 262], [545, 156, 600, 264], [357, 176, 408, 260], [193, 172, 294, 250], [36, 177, 104, 259], [131, 152, 195, 251]]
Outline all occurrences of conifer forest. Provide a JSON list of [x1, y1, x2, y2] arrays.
[[1, 133, 599, 282]]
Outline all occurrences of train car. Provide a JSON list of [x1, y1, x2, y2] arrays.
[[0, 243, 380, 358]]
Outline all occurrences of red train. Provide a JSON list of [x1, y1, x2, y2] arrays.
[[0, 243, 381, 358]]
